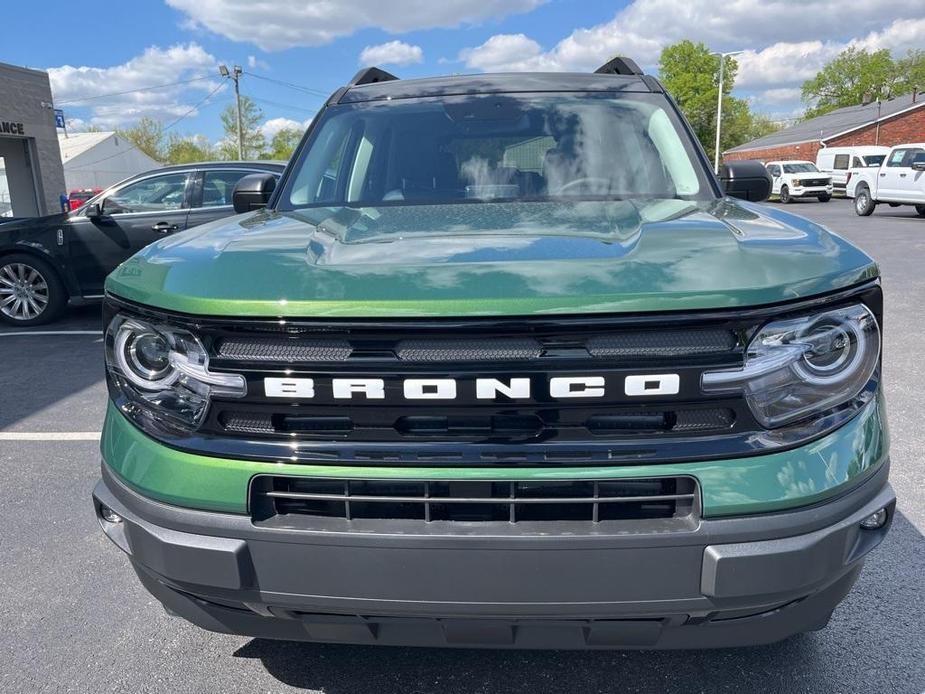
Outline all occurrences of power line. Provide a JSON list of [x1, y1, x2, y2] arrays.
[[243, 71, 330, 98], [249, 95, 316, 115], [66, 82, 228, 170], [55, 75, 215, 105]]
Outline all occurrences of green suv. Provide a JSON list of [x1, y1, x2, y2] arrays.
[[93, 60, 894, 649]]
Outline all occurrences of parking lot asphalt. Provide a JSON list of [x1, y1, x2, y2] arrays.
[[1, 198, 923, 694]]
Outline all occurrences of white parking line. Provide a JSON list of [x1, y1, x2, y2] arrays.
[[0, 432, 102, 441], [0, 330, 102, 337]]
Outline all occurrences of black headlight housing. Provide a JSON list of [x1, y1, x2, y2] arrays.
[[104, 301, 246, 437]]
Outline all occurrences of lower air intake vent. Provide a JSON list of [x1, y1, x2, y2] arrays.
[[251, 475, 698, 529], [216, 338, 352, 362]]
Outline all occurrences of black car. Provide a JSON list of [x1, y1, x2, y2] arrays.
[[0, 161, 285, 325]]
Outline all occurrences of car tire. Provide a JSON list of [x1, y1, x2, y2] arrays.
[[915, 205, 925, 217], [854, 187, 876, 217], [0, 254, 67, 326], [779, 186, 792, 204], [818, 194, 831, 202]]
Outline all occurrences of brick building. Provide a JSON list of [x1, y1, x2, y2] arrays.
[[724, 92, 925, 163]]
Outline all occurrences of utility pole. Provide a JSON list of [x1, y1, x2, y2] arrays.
[[712, 50, 743, 174], [219, 64, 244, 159]]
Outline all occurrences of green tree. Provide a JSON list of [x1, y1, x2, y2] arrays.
[[164, 133, 216, 164], [801, 47, 899, 117], [218, 96, 265, 160], [116, 116, 165, 161], [895, 49, 925, 95], [658, 40, 767, 162], [261, 127, 302, 161]]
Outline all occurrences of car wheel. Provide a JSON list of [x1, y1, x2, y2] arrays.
[[0, 254, 67, 326], [818, 194, 831, 202], [779, 186, 791, 204], [915, 205, 925, 217], [854, 187, 875, 217]]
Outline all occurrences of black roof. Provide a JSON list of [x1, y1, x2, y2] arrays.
[[338, 72, 652, 104]]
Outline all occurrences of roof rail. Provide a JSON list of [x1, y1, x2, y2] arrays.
[[594, 57, 644, 76], [348, 67, 399, 86]]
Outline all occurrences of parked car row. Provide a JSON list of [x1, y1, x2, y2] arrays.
[[0, 161, 285, 325], [758, 144, 924, 218]]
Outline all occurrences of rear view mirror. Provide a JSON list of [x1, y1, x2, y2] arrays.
[[86, 203, 104, 219], [718, 160, 772, 202], [233, 173, 277, 213], [912, 161, 925, 172]]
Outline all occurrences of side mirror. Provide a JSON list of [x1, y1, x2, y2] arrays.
[[232, 173, 277, 213], [718, 160, 772, 202], [911, 161, 925, 172], [86, 202, 104, 219]]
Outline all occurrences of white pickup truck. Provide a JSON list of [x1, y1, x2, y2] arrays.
[[846, 143, 925, 217]]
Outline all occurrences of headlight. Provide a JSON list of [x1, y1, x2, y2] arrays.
[[702, 303, 880, 428], [106, 316, 246, 434]]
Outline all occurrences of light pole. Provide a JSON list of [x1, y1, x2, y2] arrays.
[[712, 50, 743, 174], [219, 64, 244, 159]]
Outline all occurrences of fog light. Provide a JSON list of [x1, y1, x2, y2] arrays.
[[860, 508, 888, 530], [100, 505, 123, 524]]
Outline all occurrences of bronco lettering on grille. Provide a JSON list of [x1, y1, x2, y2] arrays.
[[263, 376, 681, 400]]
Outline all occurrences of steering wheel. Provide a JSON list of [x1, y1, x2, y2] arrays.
[[552, 177, 612, 195]]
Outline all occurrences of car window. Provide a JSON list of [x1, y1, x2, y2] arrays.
[[833, 154, 849, 170], [864, 155, 885, 167], [887, 149, 908, 167], [766, 165, 780, 177], [200, 170, 263, 208], [282, 92, 712, 209], [903, 149, 925, 167], [102, 173, 189, 214], [782, 163, 818, 174]]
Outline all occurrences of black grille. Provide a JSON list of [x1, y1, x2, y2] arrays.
[[251, 475, 698, 527], [396, 338, 542, 362], [586, 329, 735, 358], [212, 329, 738, 364], [217, 338, 352, 362], [220, 407, 735, 440]]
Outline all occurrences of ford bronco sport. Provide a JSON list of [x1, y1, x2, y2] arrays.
[[93, 59, 894, 649]]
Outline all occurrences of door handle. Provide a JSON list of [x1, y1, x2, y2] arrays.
[[899, 173, 907, 178], [151, 222, 179, 233], [879, 173, 886, 177]]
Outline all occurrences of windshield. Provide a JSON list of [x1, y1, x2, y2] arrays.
[[782, 163, 819, 173], [863, 155, 886, 167], [279, 92, 713, 210]]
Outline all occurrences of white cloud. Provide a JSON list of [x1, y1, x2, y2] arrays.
[[247, 54, 270, 71], [48, 43, 219, 128], [459, 34, 550, 72], [458, 2, 925, 115], [166, 0, 545, 51], [460, 2, 924, 72], [359, 41, 424, 67], [260, 117, 312, 138]]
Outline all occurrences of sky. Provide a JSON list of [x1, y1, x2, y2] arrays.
[[2, 0, 923, 143]]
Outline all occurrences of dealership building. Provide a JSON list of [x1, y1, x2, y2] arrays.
[[0, 61, 67, 217], [725, 91, 925, 163]]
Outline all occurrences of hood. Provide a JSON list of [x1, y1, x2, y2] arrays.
[[106, 198, 877, 318]]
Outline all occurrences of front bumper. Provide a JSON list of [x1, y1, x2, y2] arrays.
[[791, 185, 833, 197], [93, 460, 894, 649]]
